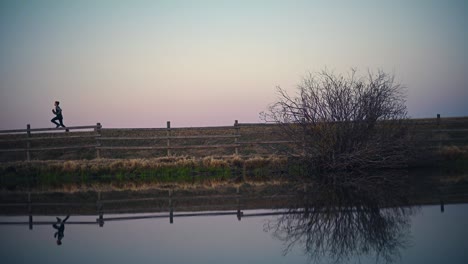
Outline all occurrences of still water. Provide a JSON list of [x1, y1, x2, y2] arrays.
[[1, 204, 467, 264]]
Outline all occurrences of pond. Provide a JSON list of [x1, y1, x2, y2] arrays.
[[1, 203, 467, 264], [1, 168, 468, 264]]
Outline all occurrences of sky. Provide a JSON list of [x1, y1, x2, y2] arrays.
[[0, 0, 467, 129]]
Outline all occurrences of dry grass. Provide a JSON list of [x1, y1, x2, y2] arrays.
[[245, 155, 287, 168], [0, 155, 295, 192], [440, 146, 468, 160], [0, 155, 289, 174], [19, 177, 290, 194], [202, 156, 229, 168], [439, 173, 468, 184]]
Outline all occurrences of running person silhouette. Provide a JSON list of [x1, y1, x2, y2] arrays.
[[51, 101, 66, 128]]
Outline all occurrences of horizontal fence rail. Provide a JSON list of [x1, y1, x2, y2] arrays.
[[96, 144, 241, 150], [0, 125, 98, 134], [0, 123, 102, 161], [0, 120, 299, 161], [1, 115, 467, 161], [99, 135, 240, 140], [0, 188, 300, 227]]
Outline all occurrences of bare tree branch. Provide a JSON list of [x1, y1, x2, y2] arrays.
[[261, 69, 410, 174]]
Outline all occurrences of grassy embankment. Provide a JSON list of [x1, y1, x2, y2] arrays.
[[1, 147, 467, 192], [0, 155, 307, 192], [1, 117, 467, 192]]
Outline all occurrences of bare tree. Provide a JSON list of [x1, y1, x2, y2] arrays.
[[262, 69, 410, 174]]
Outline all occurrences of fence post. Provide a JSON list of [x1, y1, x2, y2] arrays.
[[234, 120, 239, 155], [169, 189, 173, 224], [236, 186, 242, 221], [26, 124, 31, 161], [28, 192, 32, 230], [96, 123, 101, 159], [436, 114, 441, 153], [97, 191, 104, 227], [167, 121, 171, 156]]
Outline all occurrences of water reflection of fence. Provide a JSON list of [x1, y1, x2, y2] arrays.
[[0, 207, 297, 229], [0, 210, 303, 230], [3, 182, 467, 230], [0, 189, 299, 229]]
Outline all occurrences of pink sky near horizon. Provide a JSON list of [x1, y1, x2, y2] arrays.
[[1, 0, 467, 129]]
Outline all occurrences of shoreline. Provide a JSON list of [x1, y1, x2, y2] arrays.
[[1, 154, 467, 193]]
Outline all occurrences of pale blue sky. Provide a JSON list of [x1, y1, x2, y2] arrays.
[[1, 0, 467, 128]]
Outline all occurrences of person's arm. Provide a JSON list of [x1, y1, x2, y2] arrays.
[[63, 215, 70, 223]]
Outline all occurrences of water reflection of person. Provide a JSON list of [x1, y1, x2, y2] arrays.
[[53, 215, 70, 245]]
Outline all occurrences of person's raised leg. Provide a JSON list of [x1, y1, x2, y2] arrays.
[[51, 117, 60, 128]]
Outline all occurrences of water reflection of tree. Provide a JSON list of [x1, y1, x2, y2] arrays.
[[265, 172, 415, 264]]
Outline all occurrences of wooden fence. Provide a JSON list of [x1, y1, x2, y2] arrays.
[[0, 123, 102, 161], [0, 120, 294, 161], [2, 181, 467, 228], [0, 187, 299, 227], [97, 121, 243, 156], [1, 115, 467, 162]]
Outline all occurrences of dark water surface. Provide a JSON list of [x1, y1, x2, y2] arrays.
[[1, 204, 467, 264]]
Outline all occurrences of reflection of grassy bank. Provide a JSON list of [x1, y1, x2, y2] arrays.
[[1, 174, 467, 216], [437, 146, 468, 173], [0, 156, 301, 191], [0, 183, 300, 215]]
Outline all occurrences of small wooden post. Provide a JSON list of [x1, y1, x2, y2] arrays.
[[26, 124, 31, 162], [234, 120, 239, 155], [169, 190, 174, 224], [96, 123, 102, 159], [97, 191, 102, 211], [237, 209, 242, 221], [97, 191, 104, 227], [28, 192, 32, 230], [170, 207, 174, 224], [98, 214, 104, 227], [236, 186, 241, 221], [166, 121, 171, 156], [436, 115, 441, 153]]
